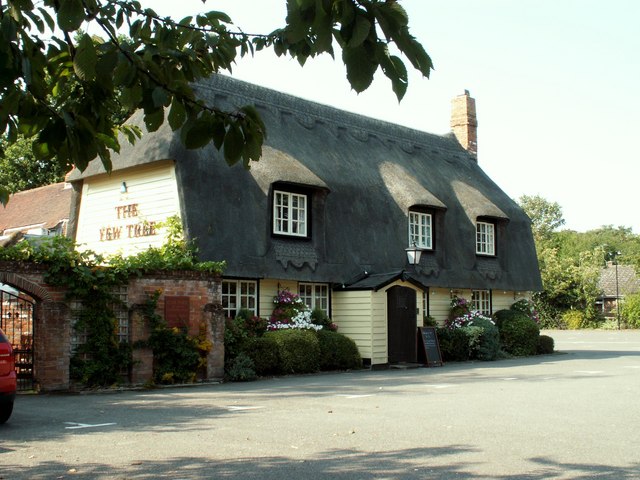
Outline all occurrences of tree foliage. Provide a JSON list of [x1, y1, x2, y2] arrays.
[[518, 194, 565, 242], [0, 134, 67, 193], [517, 194, 640, 327], [0, 0, 433, 204]]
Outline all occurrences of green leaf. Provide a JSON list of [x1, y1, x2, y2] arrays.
[[57, 0, 86, 32], [379, 51, 408, 101], [168, 99, 186, 131], [74, 33, 97, 81], [120, 84, 143, 109], [144, 108, 164, 133], [342, 44, 377, 93], [38, 7, 56, 32], [183, 115, 213, 150], [151, 87, 170, 108], [223, 122, 244, 166], [348, 15, 371, 48]]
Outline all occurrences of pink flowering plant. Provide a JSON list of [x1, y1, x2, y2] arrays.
[[448, 295, 471, 322], [269, 289, 322, 331]]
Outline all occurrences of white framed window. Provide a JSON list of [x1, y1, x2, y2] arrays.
[[472, 289, 491, 316], [222, 280, 257, 318], [298, 283, 329, 313], [274, 190, 307, 237], [409, 211, 433, 249], [476, 221, 495, 255]]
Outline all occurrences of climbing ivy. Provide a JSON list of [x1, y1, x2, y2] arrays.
[[0, 216, 224, 387]]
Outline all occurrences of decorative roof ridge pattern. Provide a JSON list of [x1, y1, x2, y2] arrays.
[[195, 75, 467, 159]]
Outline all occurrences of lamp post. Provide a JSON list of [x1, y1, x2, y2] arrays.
[[614, 252, 621, 330], [405, 243, 423, 266], [609, 251, 622, 330]]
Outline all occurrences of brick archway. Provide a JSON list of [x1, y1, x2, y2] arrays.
[[0, 261, 71, 391]]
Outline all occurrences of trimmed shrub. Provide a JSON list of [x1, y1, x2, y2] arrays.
[[226, 352, 257, 381], [467, 317, 501, 361], [310, 308, 338, 331], [562, 310, 584, 330], [537, 335, 555, 355], [316, 330, 362, 371], [245, 336, 281, 376], [499, 314, 540, 356], [493, 309, 522, 329], [267, 329, 320, 374], [437, 327, 470, 362]]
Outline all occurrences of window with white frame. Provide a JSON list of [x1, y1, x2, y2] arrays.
[[472, 289, 491, 316], [476, 221, 495, 255], [222, 280, 257, 318], [408, 211, 433, 249], [273, 190, 308, 237], [298, 283, 329, 313]]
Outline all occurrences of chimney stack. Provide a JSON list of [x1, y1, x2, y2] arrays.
[[450, 90, 478, 158]]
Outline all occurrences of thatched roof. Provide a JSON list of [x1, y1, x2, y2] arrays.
[[68, 74, 541, 291]]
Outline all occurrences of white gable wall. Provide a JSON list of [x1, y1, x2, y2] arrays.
[[75, 161, 180, 257]]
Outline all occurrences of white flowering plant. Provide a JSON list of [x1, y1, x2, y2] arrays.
[[268, 289, 323, 331], [445, 310, 495, 329]]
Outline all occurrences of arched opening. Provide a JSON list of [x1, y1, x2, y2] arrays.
[[0, 285, 36, 390]]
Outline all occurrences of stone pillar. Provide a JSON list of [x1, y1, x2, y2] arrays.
[[204, 302, 225, 380], [130, 304, 154, 385], [36, 302, 70, 392]]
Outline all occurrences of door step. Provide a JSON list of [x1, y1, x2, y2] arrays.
[[389, 362, 421, 370]]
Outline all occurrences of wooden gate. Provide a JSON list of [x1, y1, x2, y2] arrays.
[[387, 286, 417, 364], [0, 288, 35, 391]]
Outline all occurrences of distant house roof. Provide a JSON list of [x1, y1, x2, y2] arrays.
[[598, 262, 640, 297], [67, 74, 541, 292], [0, 182, 73, 237]]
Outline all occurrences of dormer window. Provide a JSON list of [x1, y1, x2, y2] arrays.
[[476, 221, 495, 255], [409, 210, 433, 249], [273, 190, 308, 237]]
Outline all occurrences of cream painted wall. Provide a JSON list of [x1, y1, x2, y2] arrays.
[[332, 290, 374, 359], [428, 288, 533, 324], [75, 161, 180, 257], [258, 278, 297, 318]]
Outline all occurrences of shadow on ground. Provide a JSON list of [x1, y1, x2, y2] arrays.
[[2, 447, 638, 480]]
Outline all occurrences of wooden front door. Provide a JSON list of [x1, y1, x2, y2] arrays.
[[387, 286, 417, 364]]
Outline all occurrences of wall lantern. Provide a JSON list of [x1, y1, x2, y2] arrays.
[[405, 243, 423, 266], [120, 182, 128, 194]]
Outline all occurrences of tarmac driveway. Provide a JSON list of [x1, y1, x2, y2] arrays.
[[1, 329, 639, 479]]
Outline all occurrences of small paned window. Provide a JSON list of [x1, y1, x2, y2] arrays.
[[274, 190, 307, 237], [476, 221, 495, 255], [222, 280, 257, 318], [472, 289, 491, 316], [298, 283, 329, 313], [409, 211, 433, 249]]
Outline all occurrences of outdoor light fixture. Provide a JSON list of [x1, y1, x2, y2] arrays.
[[120, 181, 128, 194], [405, 243, 423, 266]]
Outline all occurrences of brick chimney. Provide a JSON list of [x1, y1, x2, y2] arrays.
[[450, 90, 478, 158]]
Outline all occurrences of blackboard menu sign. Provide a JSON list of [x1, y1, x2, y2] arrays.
[[418, 327, 443, 367]]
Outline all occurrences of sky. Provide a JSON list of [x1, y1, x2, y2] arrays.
[[145, 0, 640, 233]]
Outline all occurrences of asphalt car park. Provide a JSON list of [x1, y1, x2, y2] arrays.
[[1, 330, 639, 479]]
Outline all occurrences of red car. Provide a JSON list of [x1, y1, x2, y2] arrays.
[[0, 327, 17, 424]]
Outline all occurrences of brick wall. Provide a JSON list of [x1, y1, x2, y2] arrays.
[[0, 262, 224, 391]]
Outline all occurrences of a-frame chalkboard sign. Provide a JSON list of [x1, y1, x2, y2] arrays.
[[417, 327, 443, 367]]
